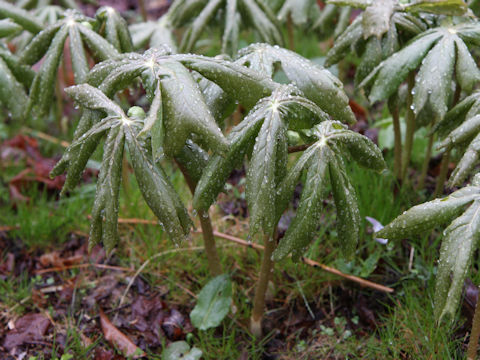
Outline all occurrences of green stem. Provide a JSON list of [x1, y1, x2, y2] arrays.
[[138, 0, 148, 21], [391, 104, 402, 181], [250, 231, 276, 337], [401, 72, 416, 182], [467, 286, 480, 360], [176, 160, 222, 276], [198, 209, 222, 276], [287, 14, 295, 51], [434, 149, 450, 198], [417, 129, 435, 190]]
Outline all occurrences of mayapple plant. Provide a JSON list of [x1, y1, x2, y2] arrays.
[[167, 0, 284, 55], [193, 84, 384, 336], [19, 9, 121, 117], [0, 0, 43, 34], [129, 14, 177, 52], [359, 16, 480, 189], [94, 6, 133, 53], [376, 173, 480, 358], [0, 42, 34, 120], [325, 0, 469, 183], [434, 91, 480, 187]]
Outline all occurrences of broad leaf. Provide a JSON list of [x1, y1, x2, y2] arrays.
[[377, 175, 480, 322], [162, 341, 202, 360], [190, 274, 232, 330]]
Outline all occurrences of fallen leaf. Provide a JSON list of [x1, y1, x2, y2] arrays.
[[99, 308, 145, 358], [2, 313, 51, 350]]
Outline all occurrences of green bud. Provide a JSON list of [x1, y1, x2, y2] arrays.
[[80, 21, 92, 30], [287, 130, 301, 146], [127, 106, 146, 120]]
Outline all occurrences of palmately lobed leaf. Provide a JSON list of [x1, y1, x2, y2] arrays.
[[274, 121, 385, 261]]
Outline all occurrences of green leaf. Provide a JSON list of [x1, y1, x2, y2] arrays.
[[65, 84, 125, 118], [89, 124, 125, 252], [180, 0, 223, 53], [190, 274, 232, 330], [362, 0, 395, 39], [278, 0, 316, 26], [454, 36, 480, 93], [222, 0, 239, 55], [27, 25, 68, 117], [376, 186, 480, 240], [68, 24, 89, 83], [329, 155, 360, 259], [125, 124, 192, 244], [237, 44, 356, 123], [158, 59, 228, 156], [162, 341, 202, 360], [404, 0, 467, 15], [78, 22, 120, 61], [324, 16, 363, 67], [0, 57, 28, 120], [438, 114, 480, 150], [139, 81, 164, 161], [327, 0, 371, 8], [434, 200, 480, 322], [96, 6, 133, 53], [175, 53, 277, 110], [241, 0, 284, 46], [0, 0, 43, 33], [449, 133, 480, 187], [0, 19, 22, 37], [412, 33, 455, 122], [362, 31, 442, 103]]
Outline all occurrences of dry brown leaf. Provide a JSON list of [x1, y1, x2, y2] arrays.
[[99, 308, 145, 358]]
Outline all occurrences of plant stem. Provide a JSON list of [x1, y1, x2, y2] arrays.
[[467, 286, 480, 359], [391, 104, 402, 180], [434, 149, 450, 198], [250, 232, 276, 337], [287, 14, 295, 51], [401, 72, 416, 182], [138, 0, 148, 21], [417, 128, 435, 190], [176, 160, 222, 276], [198, 209, 222, 276]]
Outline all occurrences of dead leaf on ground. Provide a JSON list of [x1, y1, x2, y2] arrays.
[[99, 308, 145, 358], [2, 313, 51, 351]]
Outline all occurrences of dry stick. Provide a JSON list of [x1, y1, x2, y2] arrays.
[[250, 232, 276, 337], [401, 72, 416, 182], [35, 263, 133, 275], [467, 286, 480, 360], [104, 217, 394, 293], [176, 160, 222, 276], [20, 126, 70, 148], [209, 229, 393, 293]]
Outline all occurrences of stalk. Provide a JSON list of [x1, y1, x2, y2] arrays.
[[138, 0, 148, 21], [176, 160, 222, 276], [250, 231, 276, 337], [433, 84, 462, 195], [417, 128, 435, 190], [401, 72, 416, 182], [467, 285, 480, 360], [434, 149, 450, 198], [287, 14, 295, 51], [391, 103, 402, 180]]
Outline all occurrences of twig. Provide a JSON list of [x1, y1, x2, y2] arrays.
[[20, 126, 70, 148], [111, 217, 394, 293], [35, 263, 133, 275]]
